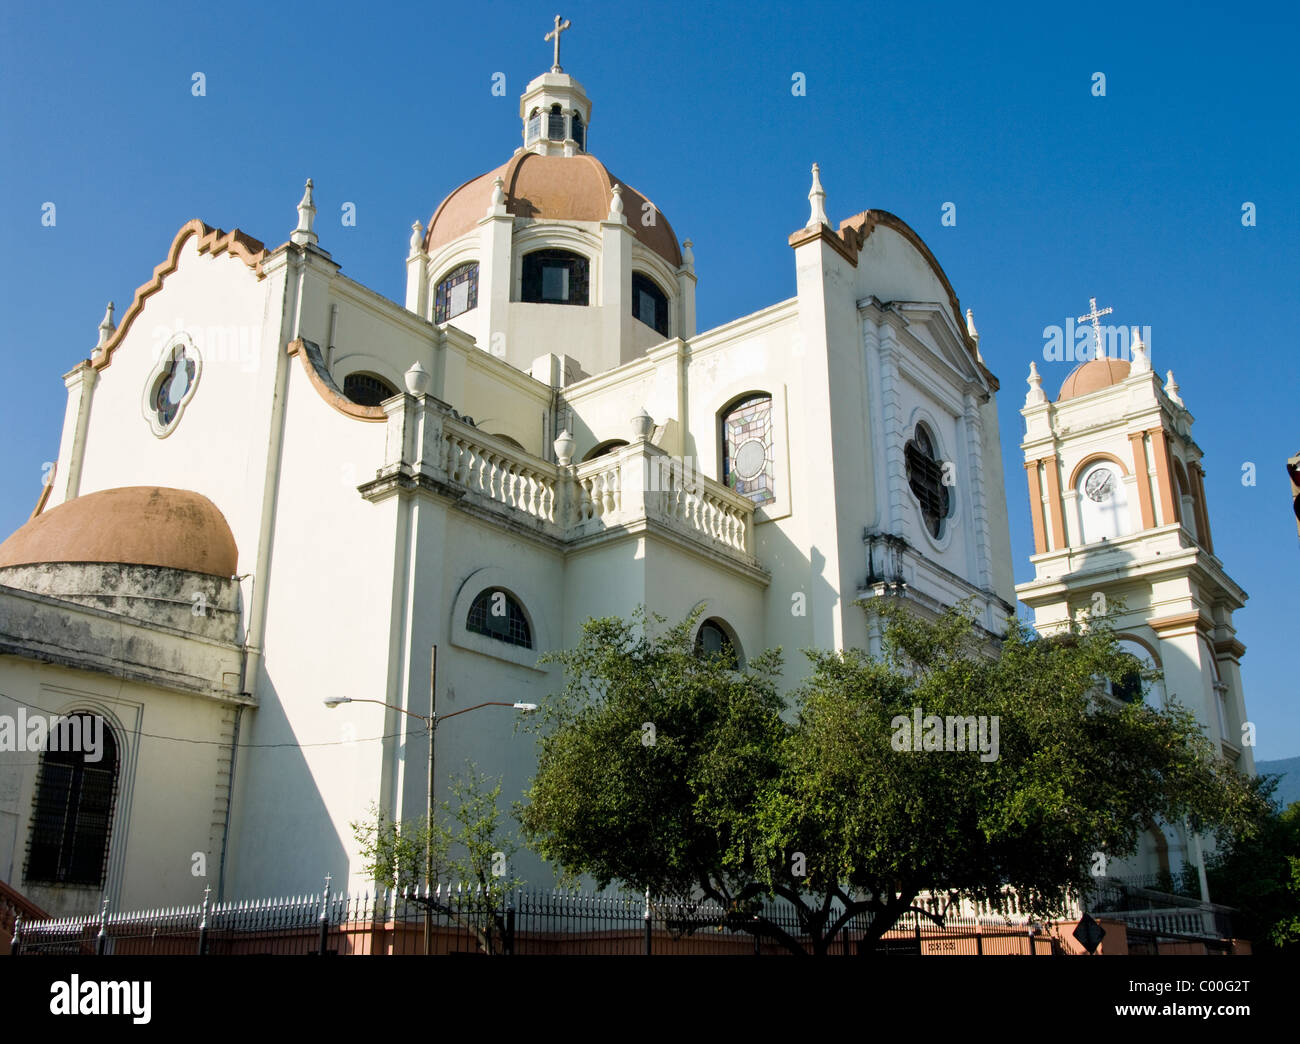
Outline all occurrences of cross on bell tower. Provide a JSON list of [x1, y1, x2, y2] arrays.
[[1077, 296, 1113, 360], [546, 15, 571, 73]]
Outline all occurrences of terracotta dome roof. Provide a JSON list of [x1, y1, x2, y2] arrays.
[[0, 486, 238, 578], [424, 152, 682, 267], [1057, 357, 1131, 401]]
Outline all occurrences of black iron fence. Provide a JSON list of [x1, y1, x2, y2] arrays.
[[9, 882, 1071, 956]]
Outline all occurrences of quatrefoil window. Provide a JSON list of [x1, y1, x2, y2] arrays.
[[143, 333, 202, 437]]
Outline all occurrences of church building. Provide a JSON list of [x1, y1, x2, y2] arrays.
[[4, 21, 1173, 917]]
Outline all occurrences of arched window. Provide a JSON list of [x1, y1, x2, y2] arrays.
[[466, 589, 533, 649], [1078, 459, 1130, 544], [26, 714, 119, 886], [904, 424, 951, 539], [631, 273, 669, 336], [547, 103, 565, 141], [1173, 460, 1198, 541], [721, 394, 775, 506], [435, 262, 479, 323], [343, 372, 397, 407], [526, 108, 542, 144], [522, 249, 589, 306], [695, 618, 740, 669], [582, 439, 629, 462], [571, 111, 585, 151]]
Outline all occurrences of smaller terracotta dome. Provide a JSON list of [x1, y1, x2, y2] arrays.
[[0, 486, 238, 578], [1057, 357, 1131, 401]]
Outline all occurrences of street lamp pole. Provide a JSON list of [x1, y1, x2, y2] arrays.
[[323, 648, 537, 955]]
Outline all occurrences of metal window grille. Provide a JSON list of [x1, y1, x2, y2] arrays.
[[25, 715, 119, 887], [343, 373, 397, 408], [905, 425, 951, 538], [466, 589, 533, 649]]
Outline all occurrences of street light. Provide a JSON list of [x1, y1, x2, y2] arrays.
[[322, 646, 537, 953]]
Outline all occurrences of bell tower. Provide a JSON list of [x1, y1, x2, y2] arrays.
[[1016, 309, 1254, 890]]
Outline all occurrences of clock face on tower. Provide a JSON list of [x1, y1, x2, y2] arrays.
[[1084, 466, 1116, 503]]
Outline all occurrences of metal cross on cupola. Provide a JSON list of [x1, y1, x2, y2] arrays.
[[546, 15, 571, 73], [1077, 296, 1113, 361]]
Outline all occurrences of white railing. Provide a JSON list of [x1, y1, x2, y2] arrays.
[[442, 421, 558, 527], [377, 402, 758, 568]]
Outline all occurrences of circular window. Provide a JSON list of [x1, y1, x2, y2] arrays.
[[733, 439, 766, 480]]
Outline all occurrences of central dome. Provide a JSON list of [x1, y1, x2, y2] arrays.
[[424, 152, 681, 268]]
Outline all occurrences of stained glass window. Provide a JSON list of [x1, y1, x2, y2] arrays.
[[26, 715, 119, 886], [721, 395, 775, 506], [905, 424, 951, 539], [631, 273, 668, 336], [152, 344, 197, 429], [548, 104, 566, 141], [435, 263, 479, 324], [466, 589, 532, 649], [522, 250, 589, 305], [343, 372, 397, 407]]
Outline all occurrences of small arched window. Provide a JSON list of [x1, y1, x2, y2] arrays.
[[526, 108, 542, 144], [522, 249, 589, 306], [582, 439, 629, 462], [466, 589, 533, 649], [26, 714, 119, 886], [548, 103, 566, 141], [343, 372, 397, 407], [904, 424, 951, 539], [1173, 460, 1198, 540], [435, 262, 479, 324], [631, 273, 669, 336], [571, 111, 586, 151], [695, 618, 740, 669], [721, 394, 775, 506]]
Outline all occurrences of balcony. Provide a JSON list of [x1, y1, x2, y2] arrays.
[[359, 393, 764, 577]]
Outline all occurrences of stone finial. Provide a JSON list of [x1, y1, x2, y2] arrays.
[[553, 429, 575, 466], [1129, 328, 1151, 373], [292, 178, 318, 246], [1025, 361, 1047, 406], [404, 361, 432, 397], [96, 302, 116, 347], [488, 176, 507, 216], [608, 183, 625, 223], [682, 239, 695, 271], [409, 220, 424, 257], [1164, 369, 1184, 407], [965, 308, 985, 361], [632, 408, 654, 441], [807, 163, 829, 228]]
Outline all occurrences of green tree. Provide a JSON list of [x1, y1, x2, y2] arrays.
[[1205, 788, 1300, 954], [521, 601, 1265, 954], [351, 762, 521, 953]]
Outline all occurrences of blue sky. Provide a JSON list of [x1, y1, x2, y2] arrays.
[[1, 1, 1296, 759]]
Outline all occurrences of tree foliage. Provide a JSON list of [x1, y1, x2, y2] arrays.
[[520, 601, 1266, 954], [1205, 788, 1300, 954], [351, 762, 520, 953]]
